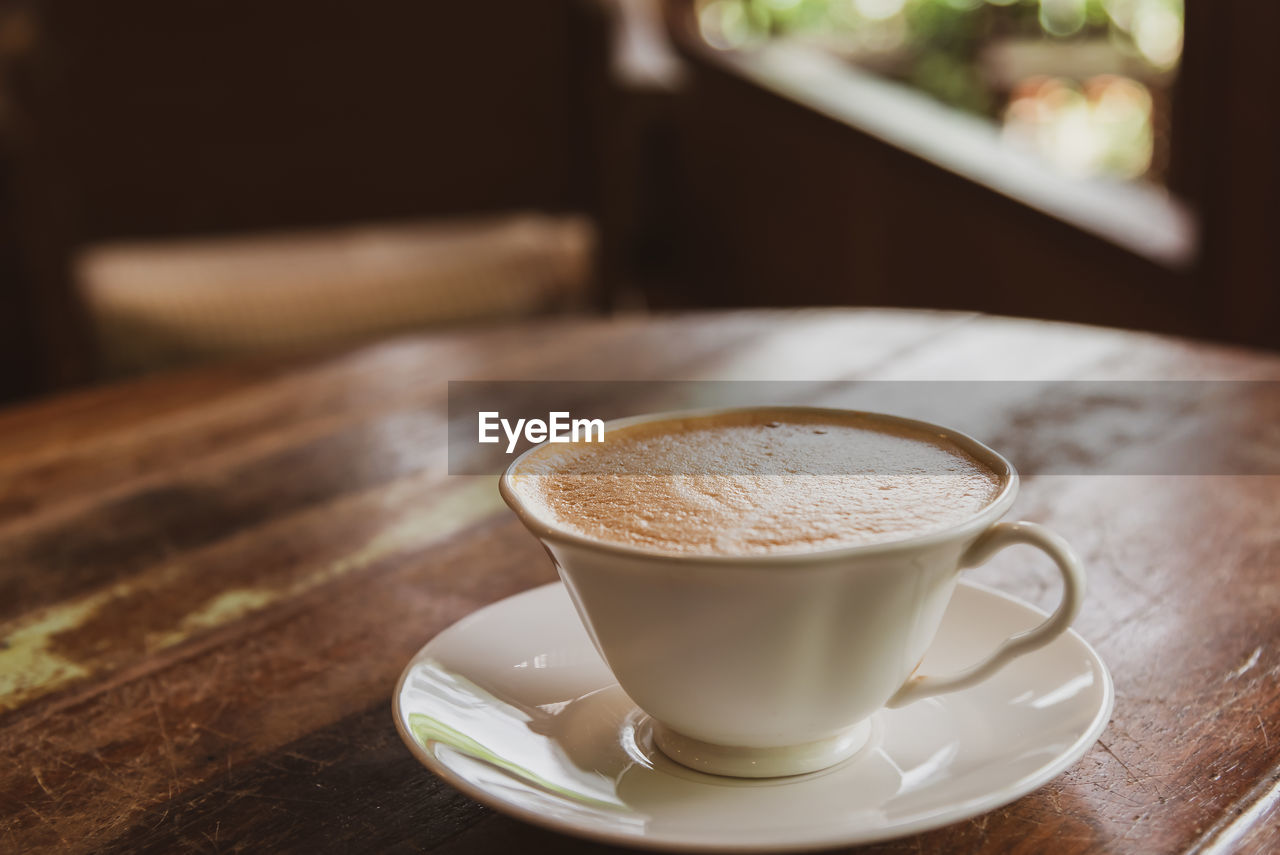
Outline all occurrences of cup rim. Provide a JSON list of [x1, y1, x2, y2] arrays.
[[499, 406, 1019, 565]]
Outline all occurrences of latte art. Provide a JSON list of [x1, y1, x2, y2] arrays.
[[509, 411, 1004, 556]]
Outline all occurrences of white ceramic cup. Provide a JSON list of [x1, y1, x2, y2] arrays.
[[500, 407, 1084, 778]]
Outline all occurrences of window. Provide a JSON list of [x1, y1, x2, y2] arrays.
[[694, 0, 1182, 183]]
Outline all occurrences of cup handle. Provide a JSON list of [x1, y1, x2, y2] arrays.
[[886, 521, 1085, 708]]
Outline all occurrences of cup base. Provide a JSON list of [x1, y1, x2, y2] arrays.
[[651, 719, 873, 778]]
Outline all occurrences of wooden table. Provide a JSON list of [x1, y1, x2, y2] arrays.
[[2, 310, 1278, 854]]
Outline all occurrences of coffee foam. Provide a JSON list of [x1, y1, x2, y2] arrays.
[[509, 411, 1004, 556]]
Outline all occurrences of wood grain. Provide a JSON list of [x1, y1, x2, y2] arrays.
[[1, 310, 1277, 854]]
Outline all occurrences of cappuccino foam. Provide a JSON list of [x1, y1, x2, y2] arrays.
[[509, 411, 1004, 556]]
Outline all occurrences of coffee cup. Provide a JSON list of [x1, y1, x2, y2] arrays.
[[499, 407, 1084, 778]]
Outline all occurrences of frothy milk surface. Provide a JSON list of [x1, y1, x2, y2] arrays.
[[508, 411, 1004, 556]]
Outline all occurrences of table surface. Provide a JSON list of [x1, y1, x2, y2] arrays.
[[1, 309, 1278, 854]]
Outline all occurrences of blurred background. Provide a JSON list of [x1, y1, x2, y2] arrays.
[[0, 0, 1275, 406]]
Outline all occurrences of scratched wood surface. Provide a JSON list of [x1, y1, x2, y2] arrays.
[[1, 310, 1278, 854]]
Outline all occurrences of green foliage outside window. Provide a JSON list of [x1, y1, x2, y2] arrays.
[[698, 0, 1184, 180]]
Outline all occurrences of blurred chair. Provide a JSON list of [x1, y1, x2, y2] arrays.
[[76, 212, 596, 376]]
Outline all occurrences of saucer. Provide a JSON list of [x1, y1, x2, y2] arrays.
[[393, 582, 1113, 851]]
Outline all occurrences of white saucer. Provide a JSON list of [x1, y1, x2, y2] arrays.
[[393, 582, 1113, 852]]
